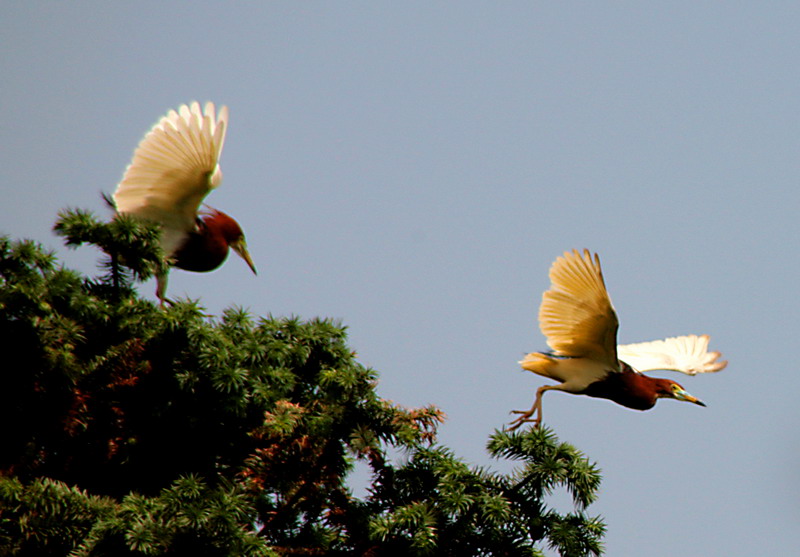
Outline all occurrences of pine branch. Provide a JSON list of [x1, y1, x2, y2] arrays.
[[0, 214, 606, 556]]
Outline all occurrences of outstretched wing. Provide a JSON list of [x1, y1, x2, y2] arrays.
[[617, 334, 727, 375], [113, 101, 229, 255], [538, 249, 619, 366]]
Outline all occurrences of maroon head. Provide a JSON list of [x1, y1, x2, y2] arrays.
[[653, 378, 706, 407], [203, 209, 257, 274], [174, 208, 257, 274]]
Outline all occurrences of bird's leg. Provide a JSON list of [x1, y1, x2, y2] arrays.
[[507, 403, 540, 431], [507, 385, 550, 431], [156, 272, 168, 307]]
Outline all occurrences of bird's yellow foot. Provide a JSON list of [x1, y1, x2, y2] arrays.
[[506, 409, 541, 431]]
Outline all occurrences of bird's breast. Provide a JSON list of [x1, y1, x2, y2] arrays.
[[582, 369, 658, 410], [172, 229, 230, 272]]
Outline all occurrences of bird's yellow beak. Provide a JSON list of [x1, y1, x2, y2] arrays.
[[231, 238, 257, 275], [675, 388, 706, 407]]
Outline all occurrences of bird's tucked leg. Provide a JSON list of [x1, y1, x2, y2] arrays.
[[507, 385, 557, 431]]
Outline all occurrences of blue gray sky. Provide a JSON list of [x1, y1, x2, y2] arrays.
[[2, 3, 798, 555]]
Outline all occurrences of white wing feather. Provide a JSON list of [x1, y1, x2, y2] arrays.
[[113, 101, 229, 255], [617, 334, 727, 375]]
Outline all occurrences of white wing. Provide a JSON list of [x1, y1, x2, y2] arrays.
[[113, 101, 229, 255], [617, 334, 727, 375]]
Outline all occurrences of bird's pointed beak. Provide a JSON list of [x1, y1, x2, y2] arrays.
[[675, 388, 706, 407], [231, 239, 257, 275]]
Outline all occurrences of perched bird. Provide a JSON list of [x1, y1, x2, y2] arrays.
[[112, 101, 257, 302], [508, 249, 726, 430]]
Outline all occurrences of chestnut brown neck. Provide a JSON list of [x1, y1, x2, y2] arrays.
[[172, 209, 243, 272], [583, 363, 673, 411]]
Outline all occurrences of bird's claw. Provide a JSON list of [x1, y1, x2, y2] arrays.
[[506, 409, 542, 432]]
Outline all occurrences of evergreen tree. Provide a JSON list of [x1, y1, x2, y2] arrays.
[[0, 211, 605, 556]]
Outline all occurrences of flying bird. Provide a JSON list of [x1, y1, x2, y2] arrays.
[[112, 101, 257, 302], [508, 249, 726, 430]]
